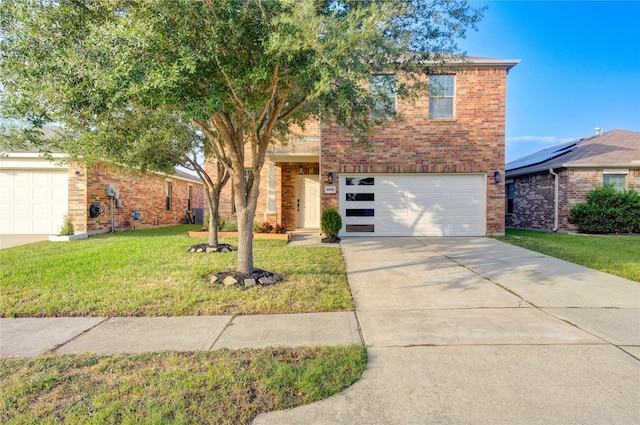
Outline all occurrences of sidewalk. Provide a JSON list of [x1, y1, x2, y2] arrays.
[[0, 312, 361, 357]]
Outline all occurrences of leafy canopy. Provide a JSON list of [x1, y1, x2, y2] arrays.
[[1, 0, 483, 148], [1, 0, 483, 273]]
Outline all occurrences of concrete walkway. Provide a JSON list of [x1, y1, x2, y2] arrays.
[[0, 234, 49, 249], [253, 237, 640, 425], [0, 312, 361, 357]]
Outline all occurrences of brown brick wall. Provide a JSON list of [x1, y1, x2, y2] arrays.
[[211, 158, 283, 227], [508, 168, 640, 232], [320, 67, 508, 234], [69, 163, 204, 234], [508, 172, 556, 230]]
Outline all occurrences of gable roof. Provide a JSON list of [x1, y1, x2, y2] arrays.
[[506, 130, 640, 178]]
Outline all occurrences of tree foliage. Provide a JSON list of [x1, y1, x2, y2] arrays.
[[1, 0, 483, 273]]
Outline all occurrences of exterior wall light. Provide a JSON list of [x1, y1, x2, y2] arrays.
[[494, 171, 501, 183], [299, 165, 304, 174], [328, 172, 334, 184]]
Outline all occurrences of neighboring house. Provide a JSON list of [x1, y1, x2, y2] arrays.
[[213, 56, 519, 236], [505, 129, 640, 232], [0, 151, 205, 235]]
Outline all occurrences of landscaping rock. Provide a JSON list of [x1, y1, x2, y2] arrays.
[[259, 277, 275, 286], [186, 243, 238, 254], [208, 268, 284, 290], [223, 276, 238, 287]]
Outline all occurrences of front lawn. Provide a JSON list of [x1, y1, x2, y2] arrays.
[[496, 229, 640, 282], [0, 345, 368, 425], [0, 225, 354, 317]]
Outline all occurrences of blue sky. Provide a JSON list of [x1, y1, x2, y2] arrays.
[[458, 1, 640, 163]]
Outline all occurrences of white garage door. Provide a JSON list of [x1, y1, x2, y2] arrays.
[[339, 173, 486, 237], [0, 170, 69, 234]]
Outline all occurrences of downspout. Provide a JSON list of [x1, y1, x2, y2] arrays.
[[549, 168, 559, 232]]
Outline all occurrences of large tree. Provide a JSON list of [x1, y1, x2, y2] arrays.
[[0, 0, 482, 274]]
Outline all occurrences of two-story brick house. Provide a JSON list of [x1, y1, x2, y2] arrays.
[[215, 56, 519, 237]]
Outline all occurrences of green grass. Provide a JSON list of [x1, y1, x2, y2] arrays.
[[0, 225, 354, 317], [496, 229, 640, 282], [0, 345, 368, 425]]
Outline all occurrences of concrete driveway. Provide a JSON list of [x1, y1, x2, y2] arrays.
[[0, 234, 49, 249], [254, 237, 640, 425]]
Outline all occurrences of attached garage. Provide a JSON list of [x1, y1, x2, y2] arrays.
[[0, 156, 69, 235], [339, 173, 486, 237]]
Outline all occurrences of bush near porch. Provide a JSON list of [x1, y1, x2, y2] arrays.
[[0, 225, 354, 317]]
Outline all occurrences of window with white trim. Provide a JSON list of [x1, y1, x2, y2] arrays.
[[165, 181, 172, 211], [429, 74, 455, 119], [371, 74, 397, 121], [604, 174, 626, 193]]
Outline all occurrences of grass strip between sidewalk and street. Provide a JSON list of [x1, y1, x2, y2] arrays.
[[0, 345, 368, 425], [495, 229, 640, 282], [0, 225, 354, 317]]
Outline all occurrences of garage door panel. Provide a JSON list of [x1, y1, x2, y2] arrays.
[[340, 173, 485, 237], [33, 187, 53, 201], [1, 169, 68, 234]]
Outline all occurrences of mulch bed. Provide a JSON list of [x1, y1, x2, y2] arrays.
[[186, 243, 237, 253]]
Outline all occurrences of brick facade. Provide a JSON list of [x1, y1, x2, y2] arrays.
[[320, 67, 508, 235], [507, 168, 640, 232], [69, 163, 204, 234], [210, 63, 514, 235]]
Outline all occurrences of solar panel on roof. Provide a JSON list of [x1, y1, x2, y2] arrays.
[[506, 140, 579, 171]]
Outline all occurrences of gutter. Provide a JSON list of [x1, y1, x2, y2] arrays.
[[549, 168, 559, 232]]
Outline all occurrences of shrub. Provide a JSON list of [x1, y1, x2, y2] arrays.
[[274, 224, 288, 234], [59, 214, 75, 236], [223, 221, 238, 232], [569, 186, 640, 234], [255, 221, 274, 233], [321, 208, 343, 238]]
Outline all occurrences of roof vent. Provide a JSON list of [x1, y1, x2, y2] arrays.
[[595, 127, 602, 135]]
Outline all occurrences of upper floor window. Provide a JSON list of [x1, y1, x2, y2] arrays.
[[371, 74, 397, 121], [604, 174, 626, 193], [429, 74, 455, 119], [165, 181, 172, 211]]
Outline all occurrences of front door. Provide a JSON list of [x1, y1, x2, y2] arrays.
[[296, 175, 320, 228]]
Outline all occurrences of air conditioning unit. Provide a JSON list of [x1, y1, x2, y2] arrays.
[[106, 184, 116, 197]]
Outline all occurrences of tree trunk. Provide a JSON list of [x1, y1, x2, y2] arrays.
[[235, 205, 254, 275], [204, 187, 219, 247], [233, 166, 261, 275]]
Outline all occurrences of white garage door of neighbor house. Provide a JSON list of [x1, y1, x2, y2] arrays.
[[0, 170, 69, 234], [339, 173, 486, 237]]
